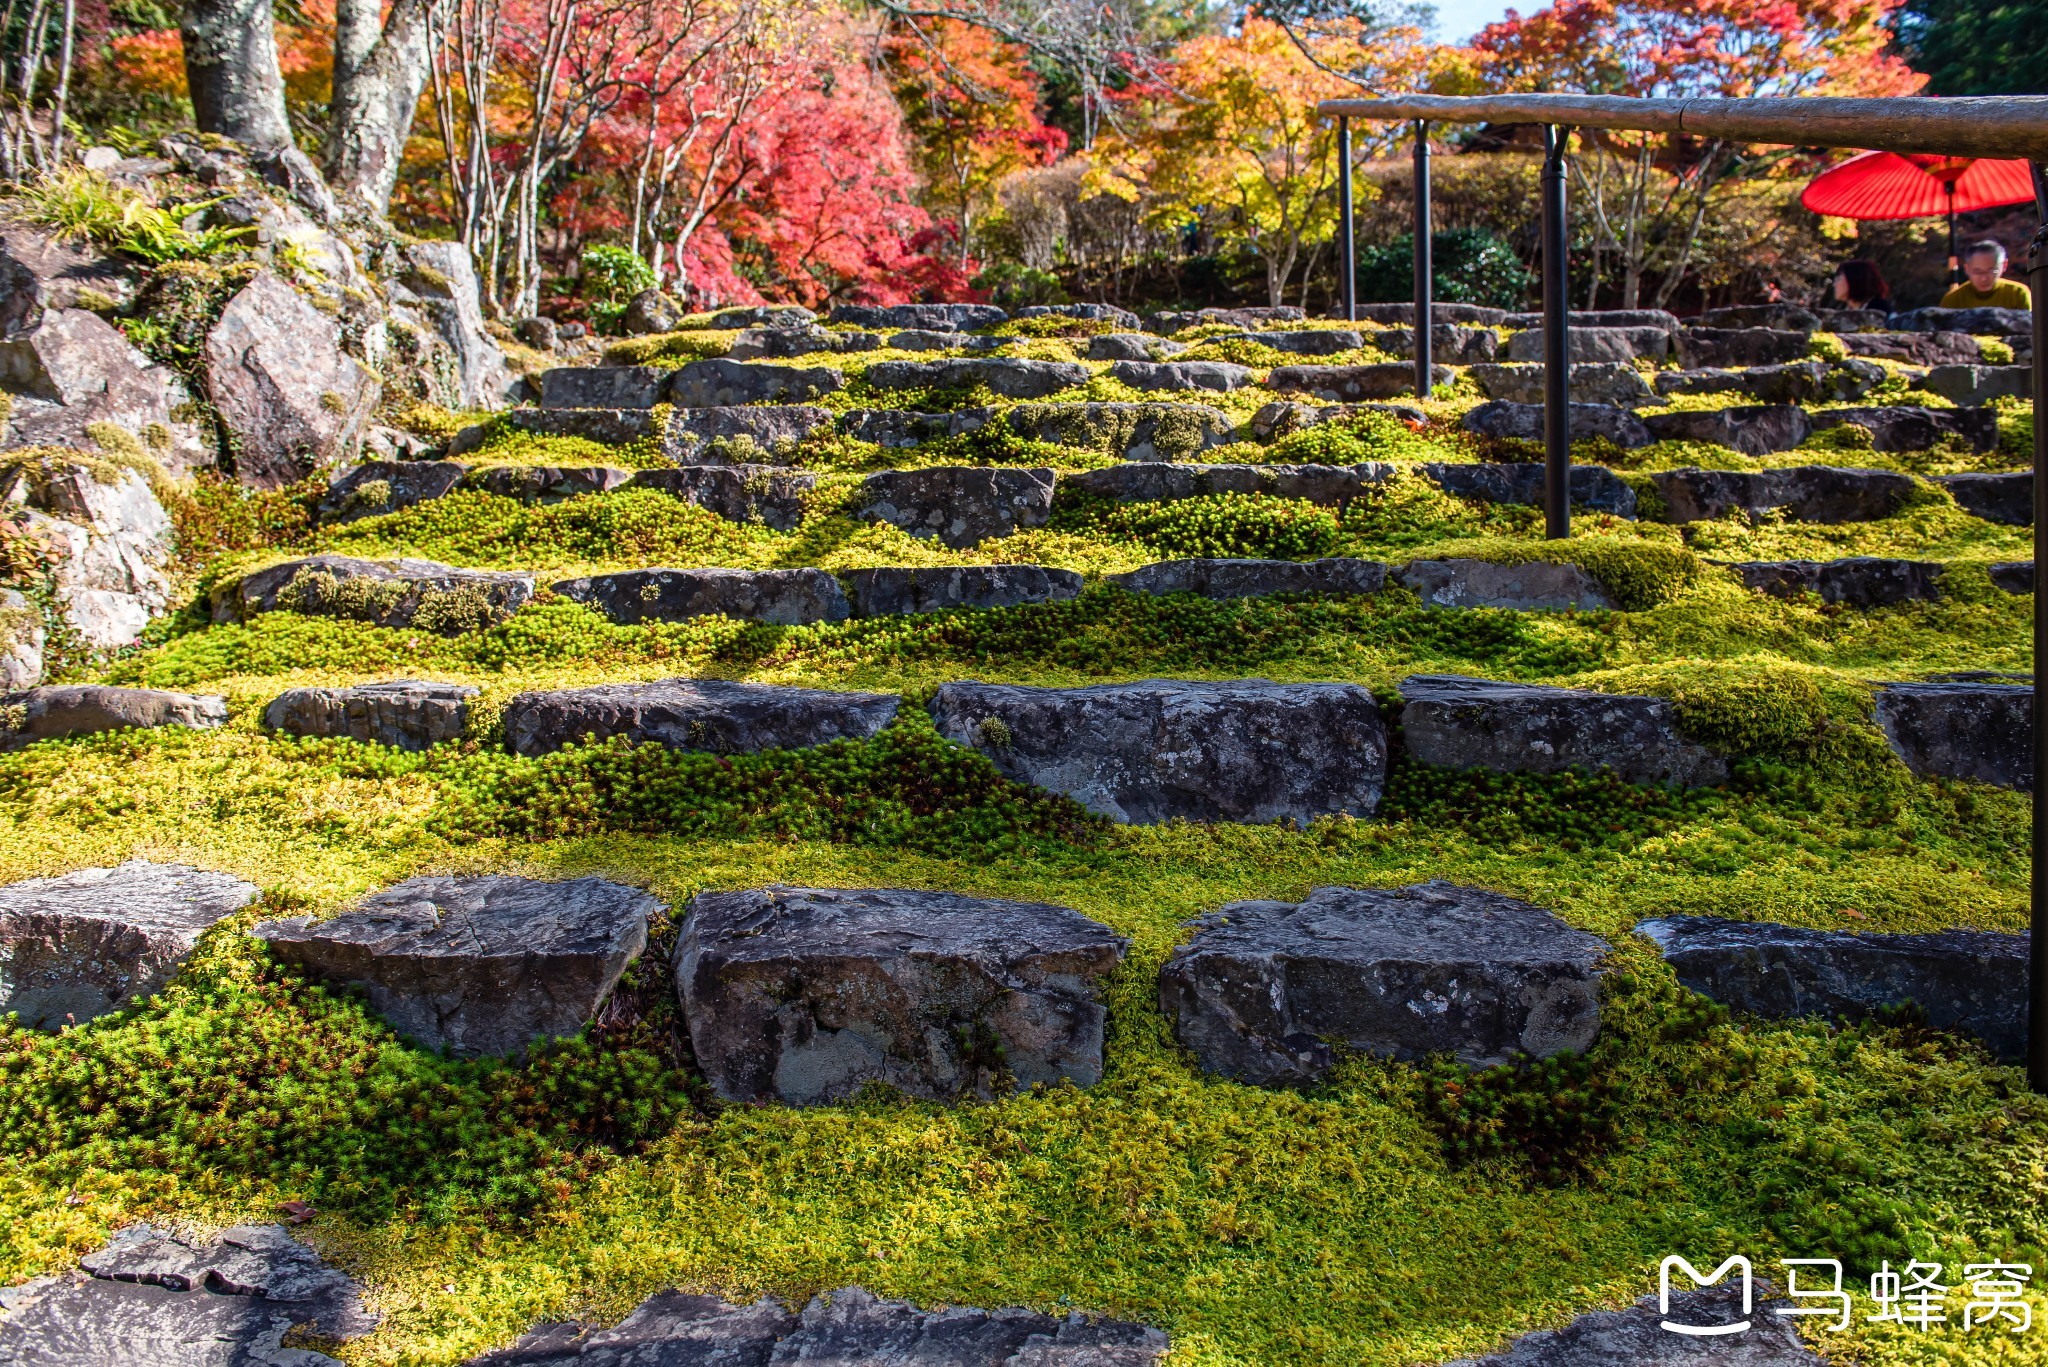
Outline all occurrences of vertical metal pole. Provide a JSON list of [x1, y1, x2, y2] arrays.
[[1413, 119, 1433, 398], [1542, 125, 1571, 540], [1338, 117, 1356, 323], [2028, 163, 2048, 1094]]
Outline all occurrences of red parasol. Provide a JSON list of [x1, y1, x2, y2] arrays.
[[1801, 151, 2037, 281]]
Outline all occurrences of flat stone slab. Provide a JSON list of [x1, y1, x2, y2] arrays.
[[0, 1223, 377, 1366], [1469, 361, 1659, 408], [465, 1284, 1167, 1366], [1839, 329, 1981, 365], [552, 567, 849, 625], [464, 464, 634, 502], [1394, 560, 1618, 613], [708, 303, 816, 329], [1732, 557, 1942, 608], [1161, 882, 1609, 1082], [504, 677, 900, 757], [449, 407, 655, 458], [727, 324, 880, 359], [1105, 359, 1253, 392], [1650, 466, 1915, 524], [1373, 324, 1501, 364], [1063, 461, 1392, 507], [830, 302, 1007, 331], [1935, 470, 2030, 524], [1108, 557, 1387, 600], [262, 679, 477, 750], [257, 874, 654, 1058], [1501, 309, 1678, 332], [1400, 674, 1728, 787], [1674, 327, 1812, 369], [836, 406, 993, 448], [627, 465, 815, 531], [930, 677, 1387, 824], [1266, 362, 1450, 402], [1445, 1286, 1819, 1365], [1990, 560, 2034, 593], [677, 886, 1127, 1104], [214, 555, 535, 633], [1920, 363, 2030, 405], [0, 859, 258, 1028], [1418, 462, 1638, 518], [1148, 305, 1304, 332], [1460, 400, 1653, 449], [1698, 302, 1821, 331], [1652, 358, 1883, 405], [1641, 405, 1811, 455], [663, 404, 832, 463], [316, 459, 465, 523], [665, 358, 843, 407], [1354, 301, 1507, 326], [853, 466, 1056, 548], [1020, 300, 1143, 328], [1003, 401, 1236, 459], [847, 565, 1083, 616], [885, 328, 1013, 353], [1249, 401, 1427, 440], [1506, 325, 1669, 363], [1087, 332, 1188, 361], [863, 357, 1090, 399], [539, 365, 665, 408], [1894, 304, 2031, 335], [1874, 680, 2031, 789], [1639, 916, 2029, 1061], [1810, 405, 1997, 452], [1, 685, 227, 750]]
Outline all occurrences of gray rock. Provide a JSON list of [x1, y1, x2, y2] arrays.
[[1920, 363, 2030, 405], [1500, 309, 1679, 332], [1652, 358, 1885, 405], [628, 465, 815, 530], [863, 357, 1089, 399], [1248, 401, 1427, 439], [1396, 559, 1617, 613], [728, 324, 881, 359], [1062, 461, 1393, 508], [389, 240, 515, 411], [1821, 307, 1894, 332], [464, 464, 635, 503], [0, 587, 40, 688], [1161, 882, 1609, 1083], [1650, 466, 1915, 524], [620, 288, 682, 335], [1419, 462, 1638, 518], [709, 304, 816, 330], [1674, 327, 1812, 369], [448, 406, 655, 455], [538, 365, 667, 409], [884, 328, 1015, 353], [0, 1223, 377, 1366], [1003, 401, 1236, 459], [677, 886, 1127, 1105], [1506, 325, 1669, 363], [1373, 324, 1501, 364], [514, 315, 558, 351], [1105, 359, 1254, 393], [0, 860, 258, 1028], [1733, 557, 1943, 608], [1459, 400, 1653, 449], [256, 874, 654, 1058], [1219, 328, 1362, 355], [1873, 680, 2031, 789], [1399, 673, 1727, 786], [0, 220, 135, 337], [1107, 557, 1387, 599], [1469, 361, 1659, 408], [1086, 332, 1188, 361], [1148, 305, 1305, 332], [1639, 916, 2029, 1061], [1354, 302, 1507, 326], [503, 677, 899, 757], [552, 567, 849, 625], [836, 406, 994, 448], [662, 405, 833, 464], [1445, 1286, 1820, 1365], [1641, 405, 1811, 455], [1990, 561, 2034, 593], [0, 307, 208, 477], [316, 459, 465, 523], [1019, 301, 1144, 328], [1839, 329, 1980, 366], [3, 456, 176, 648], [848, 565, 1084, 616], [1696, 303, 1821, 332], [930, 677, 1387, 824], [1893, 305, 2031, 335], [203, 271, 379, 488], [0, 684, 227, 751], [853, 466, 1055, 548], [1266, 362, 1450, 402], [829, 302, 1007, 331], [1810, 405, 1997, 452], [666, 358, 844, 407], [214, 554, 534, 632], [262, 680, 479, 751]]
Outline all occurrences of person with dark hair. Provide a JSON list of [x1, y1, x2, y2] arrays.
[[1831, 259, 1894, 315], [1940, 240, 2031, 309]]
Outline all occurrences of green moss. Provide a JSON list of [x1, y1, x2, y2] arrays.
[[1576, 658, 1854, 758], [1417, 533, 1701, 611]]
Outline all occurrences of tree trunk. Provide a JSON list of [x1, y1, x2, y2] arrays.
[[329, 0, 439, 216], [180, 0, 293, 150]]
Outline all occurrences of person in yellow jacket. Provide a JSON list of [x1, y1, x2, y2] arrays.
[[1941, 241, 2032, 310]]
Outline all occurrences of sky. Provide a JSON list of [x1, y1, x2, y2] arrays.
[[1425, 0, 1520, 42]]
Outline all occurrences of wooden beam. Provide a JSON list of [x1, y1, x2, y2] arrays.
[[1316, 94, 2048, 162]]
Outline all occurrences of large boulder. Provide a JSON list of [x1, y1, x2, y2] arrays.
[[1920, 363, 2030, 405], [261, 680, 478, 751], [1459, 400, 1653, 449], [930, 677, 1388, 824], [0, 1223, 377, 1366], [503, 677, 899, 757], [0, 684, 227, 750], [628, 465, 816, 531], [829, 302, 1007, 331], [0, 308, 208, 475], [862, 357, 1089, 400], [551, 567, 850, 625], [1641, 405, 1811, 455], [1505, 325, 1668, 363], [664, 405, 833, 464], [4, 456, 175, 648], [0, 221, 135, 337], [1266, 362, 1449, 402], [1839, 329, 1980, 365], [1936, 471, 2031, 525], [619, 287, 683, 335], [385, 239, 514, 411], [1673, 327, 1812, 369], [1444, 1286, 1819, 1365], [315, 459, 465, 523], [213, 554, 534, 633], [1105, 359, 1254, 392], [203, 270, 379, 488], [836, 406, 993, 449], [1468, 361, 1659, 408], [1809, 405, 1997, 453], [853, 466, 1056, 548], [677, 886, 1127, 1105], [1418, 462, 1638, 518], [1394, 560, 1619, 613], [1003, 401, 1236, 459], [1063, 461, 1392, 508], [465, 464, 634, 503], [538, 364, 666, 409], [1638, 916, 2028, 1061], [1732, 557, 1943, 609], [0, 859, 258, 1028], [1161, 882, 1609, 1082], [1399, 674, 1728, 787], [256, 874, 654, 1058], [1650, 466, 1915, 524], [848, 564, 1083, 616], [1873, 679, 2031, 789], [667, 359, 844, 407], [1108, 557, 1387, 600]]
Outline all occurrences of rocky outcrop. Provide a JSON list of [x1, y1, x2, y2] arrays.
[[829, 302, 1007, 331], [863, 357, 1090, 400], [1674, 327, 1812, 369], [627, 465, 816, 530], [551, 567, 850, 625], [1468, 361, 1659, 408], [0, 684, 227, 750], [677, 885, 1127, 1105], [1505, 325, 1669, 363], [666, 358, 844, 407], [1920, 363, 2030, 405], [1810, 405, 1998, 453], [853, 466, 1056, 548], [1419, 462, 1638, 518], [1063, 461, 1392, 508], [261, 680, 478, 751], [1638, 916, 2028, 1061], [1873, 679, 2031, 789], [847, 564, 1083, 616], [1105, 360, 1254, 392], [0, 221, 135, 337], [664, 405, 833, 463], [1732, 557, 1943, 608], [1445, 1286, 1820, 1365], [538, 364, 667, 409], [315, 459, 466, 523], [0, 307, 208, 475], [0, 859, 258, 1028], [204, 270, 380, 488], [385, 239, 514, 411], [1108, 557, 1387, 600], [504, 678, 900, 757], [257, 874, 654, 1058], [1161, 882, 1609, 1082], [1399, 674, 1728, 786], [1003, 401, 1236, 459], [1641, 405, 1811, 455], [930, 677, 1387, 824], [214, 554, 534, 633], [1459, 400, 1653, 449], [1650, 466, 1916, 524], [1266, 362, 1450, 402], [1394, 560, 1619, 613], [3, 455, 175, 647]]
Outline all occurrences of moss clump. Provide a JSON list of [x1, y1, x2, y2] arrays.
[[1419, 534, 1701, 611], [120, 259, 259, 376], [1577, 658, 1855, 759], [1055, 492, 1343, 560], [601, 331, 734, 367]]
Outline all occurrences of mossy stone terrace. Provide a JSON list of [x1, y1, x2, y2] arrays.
[[2, 295, 2044, 1367]]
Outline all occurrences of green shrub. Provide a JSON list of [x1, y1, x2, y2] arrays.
[[1355, 228, 1531, 310], [972, 261, 1066, 309], [579, 245, 658, 333]]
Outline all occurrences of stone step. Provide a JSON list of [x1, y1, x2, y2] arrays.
[[1354, 301, 1506, 326], [726, 323, 879, 359], [1004, 400, 1237, 458], [446, 406, 654, 458], [1461, 398, 1652, 448], [1696, 302, 1819, 332], [1893, 303, 2030, 335], [1651, 465, 1915, 524], [318, 457, 467, 520], [1732, 556, 1942, 608], [1500, 307, 1678, 332], [537, 363, 666, 408], [1674, 326, 1812, 369], [1, 683, 227, 749], [1921, 362, 2030, 405], [504, 677, 899, 757], [665, 404, 833, 461], [847, 564, 1082, 615], [853, 465, 1055, 548], [1873, 678, 2031, 790], [627, 464, 815, 530], [1394, 560, 1618, 612], [551, 567, 850, 625], [212, 554, 535, 632], [1470, 360, 1660, 408], [1372, 323, 1500, 364], [1249, 399, 1427, 438], [1814, 404, 1996, 452], [1018, 299, 1141, 329], [1418, 460, 1638, 517], [1214, 327, 1361, 355], [667, 357, 842, 407], [1265, 361, 1449, 402], [1147, 304, 1304, 332], [708, 303, 815, 329], [1087, 331, 1188, 361], [679, 885, 1126, 1104], [1107, 557, 1386, 599], [1935, 470, 2029, 524], [1063, 460, 1392, 507], [1506, 324, 1669, 364], [1398, 673, 1728, 786], [1105, 358, 1254, 392], [1838, 329, 1980, 365], [1162, 881, 1609, 1082], [881, 327, 1012, 353], [863, 356, 1089, 399], [828, 301, 1006, 331], [263, 679, 477, 750], [1641, 404, 1811, 455], [1990, 560, 2034, 593], [1651, 357, 1883, 405]]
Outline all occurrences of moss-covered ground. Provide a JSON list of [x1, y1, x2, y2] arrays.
[[4, 318, 2044, 1365]]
